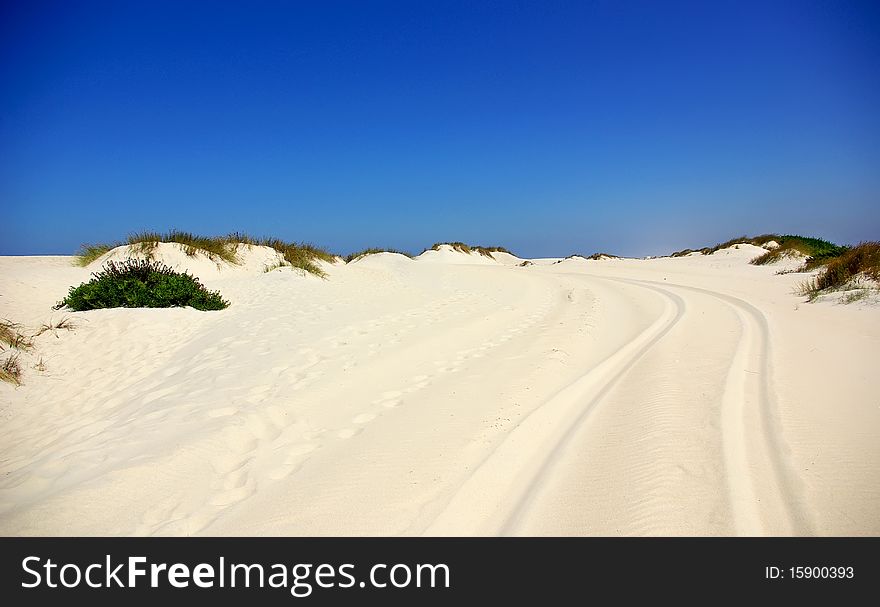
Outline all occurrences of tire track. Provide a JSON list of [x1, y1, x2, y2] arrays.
[[423, 277, 685, 535], [620, 278, 812, 536]]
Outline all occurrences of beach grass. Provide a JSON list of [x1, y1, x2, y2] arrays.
[[344, 248, 414, 263], [35, 317, 76, 337], [1, 352, 22, 385], [797, 241, 880, 300], [74, 243, 117, 266], [0, 320, 33, 351], [429, 242, 513, 258], [749, 235, 848, 268], [75, 231, 338, 277]]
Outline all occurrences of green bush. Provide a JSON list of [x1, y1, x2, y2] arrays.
[[56, 259, 229, 311]]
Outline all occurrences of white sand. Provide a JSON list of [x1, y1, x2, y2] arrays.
[[1, 242, 878, 536]]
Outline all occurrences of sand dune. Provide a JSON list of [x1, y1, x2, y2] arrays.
[[0, 243, 878, 535]]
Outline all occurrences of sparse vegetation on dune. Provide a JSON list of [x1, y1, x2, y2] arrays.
[[1, 352, 22, 385], [749, 235, 848, 268], [0, 320, 33, 351], [57, 259, 229, 311], [554, 253, 619, 263], [35, 317, 76, 337], [127, 230, 240, 264], [669, 234, 849, 270], [1, 319, 38, 385], [344, 248, 414, 263], [428, 242, 514, 258], [245, 237, 336, 277], [798, 242, 880, 301], [670, 234, 778, 257], [75, 231, 337, 277], [75, 243, 117, 266]]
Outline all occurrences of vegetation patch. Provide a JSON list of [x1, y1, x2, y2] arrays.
[[0, 320, 33, 351], [670, 234, 777, 257], [798, 242, 880, 301], [749, 235, 848, 268], [669, 234, 850, 270], [1, 352, 22, 385], [35, 317, 76, 337], [344, 248, 414, 263], [127, 230, 240, 264], [429, 242, 513, 258], [75, 231, 337, 277], [74, 243, 117, 266], [56, 259, 229, 311]]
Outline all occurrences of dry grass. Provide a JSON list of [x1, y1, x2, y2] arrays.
[[0, 320, 33, 351], [33, 357, 47, 372], [75, 231, 338, 277], [668, 234, 849, 271], [1, 352, 22, 385], [345, 248, 414, 263], [750, 236, 847, 268], [670, 234, 779, 257], [127, 230, 240, 264], [798, 242, 880, 301], [35, 317, 76, 337], [74, 243, 117, 266], [429, 242, 513, 258]]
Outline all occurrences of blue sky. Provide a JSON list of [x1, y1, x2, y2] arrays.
[[2, 0, 878, 257]]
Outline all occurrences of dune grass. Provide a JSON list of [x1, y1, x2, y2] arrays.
[[669, 234, 849, 270], [75, 231, 337, 277], [1, 352, 22, 385], [344, 248, 414, 263], [798, 242, 880, 301], [670, 234, 779, 257], [35, 317, 75, 337], [127, 230, 240, 264], [429, 242, 513, 258], [0, 320, 32, 351], [556, 253, 618, 262], [74, 243, 117, 266], [246, 238, 336, 277], [750, 235, 848, 268]]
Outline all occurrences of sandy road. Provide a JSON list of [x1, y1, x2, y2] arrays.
[[2, 248, 876, 535], [485, 275, 812, 536]]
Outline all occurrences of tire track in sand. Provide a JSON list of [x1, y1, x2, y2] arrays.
[[423, 278, 685, 535], [622, 279, 812, 536]]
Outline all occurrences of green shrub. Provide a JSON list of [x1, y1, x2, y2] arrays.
[[56, 259, 229, 311]]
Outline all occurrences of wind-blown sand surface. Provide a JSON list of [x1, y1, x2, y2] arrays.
[[1, 243, 878, 536]]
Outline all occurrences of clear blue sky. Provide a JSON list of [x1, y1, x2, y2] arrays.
[[2, 0, 878, 257]]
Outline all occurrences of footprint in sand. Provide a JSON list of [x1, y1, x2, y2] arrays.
[[352, 412, 377, 424], [207, 406, 238, 419], [337, 428, 361, 439]]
